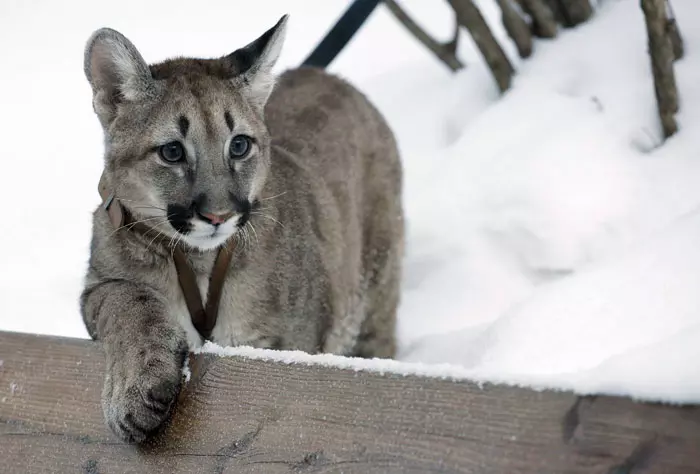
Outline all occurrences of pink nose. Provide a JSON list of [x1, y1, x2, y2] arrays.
[[199, 211, 234, 225]]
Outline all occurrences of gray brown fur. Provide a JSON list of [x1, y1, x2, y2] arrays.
[[79, 16, 404, 443]]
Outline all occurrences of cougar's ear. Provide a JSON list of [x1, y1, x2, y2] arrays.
[[84, 28, 159, 127], [226, 15, 288, 111]]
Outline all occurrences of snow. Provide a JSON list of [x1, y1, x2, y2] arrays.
[[181, 358, 191, 383], [2, 0, 700, 403]]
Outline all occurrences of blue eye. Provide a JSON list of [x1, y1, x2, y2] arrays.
[[158, 141, 185, 163], [229, 135, 251, 159]]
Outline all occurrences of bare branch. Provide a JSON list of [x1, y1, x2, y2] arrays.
[[558, 0, 594, 26], [543, 0, 567, 24], [444, 17, 461, 55], [495, 0, 533, 58], [518, 0, 558, 37], [384, 0, 465, 72], [641, 0, 679, 138], [665, 0, 684, 60], [447, 0, 515, 92]]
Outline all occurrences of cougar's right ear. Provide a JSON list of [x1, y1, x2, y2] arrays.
[[225, 15, 288, 112], [84, 28, 159, 127]]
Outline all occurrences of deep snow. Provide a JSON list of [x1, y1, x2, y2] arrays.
[[2, 0, 700, 403]]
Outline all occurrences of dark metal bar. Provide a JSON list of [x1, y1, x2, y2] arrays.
[[301, 0, 382, 68]]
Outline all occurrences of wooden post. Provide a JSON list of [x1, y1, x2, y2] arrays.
[[641, 0, 679, 138], [495, 0, 534, 58], [447, 0, 515, 92], [384, 0, 465, 72]]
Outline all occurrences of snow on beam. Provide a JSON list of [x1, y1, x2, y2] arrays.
[[1, 330, 699, 473]]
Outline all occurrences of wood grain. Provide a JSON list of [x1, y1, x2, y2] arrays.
[[1, 330, 699, 473]]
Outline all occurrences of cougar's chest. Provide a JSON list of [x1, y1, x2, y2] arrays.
[[166, 252, 262, 349]]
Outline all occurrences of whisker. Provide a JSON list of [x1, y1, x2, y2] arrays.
[[170, 232, 185, 260], [244, 226, 253, 252], [260, 191, 288, 202], [107, 215, 172, 238], [144, 220, 173, 251], [129, 205, 169, 212], [251, 212, 285, 229], [239, 226, 249, 252], [114, 198, 167, 212], [246, 221, 260, 246], [167, 225, 181, 256], [145, 230, 166, 252], [246, 227, 253, 251]]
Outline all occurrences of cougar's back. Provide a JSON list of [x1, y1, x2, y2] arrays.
[[263, 67, 404, 356]]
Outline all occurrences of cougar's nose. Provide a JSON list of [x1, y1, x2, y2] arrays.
[[197, 210, 234, 226]]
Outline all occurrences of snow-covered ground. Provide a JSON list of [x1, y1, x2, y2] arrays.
[[2, 0, 700, 403]]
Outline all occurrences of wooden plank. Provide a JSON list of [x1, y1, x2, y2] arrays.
[[1, 330, 699, 473]]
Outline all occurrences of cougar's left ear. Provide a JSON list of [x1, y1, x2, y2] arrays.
[[226, 15, 288, 111]]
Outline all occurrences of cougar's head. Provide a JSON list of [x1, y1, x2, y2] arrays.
[[84, 16, 288, 250]]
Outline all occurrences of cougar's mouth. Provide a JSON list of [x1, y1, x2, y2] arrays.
[[163, 196, 259, 250], [182, 216, 240, 250]]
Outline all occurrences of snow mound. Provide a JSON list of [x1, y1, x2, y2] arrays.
[[385, 0, 700, 403]]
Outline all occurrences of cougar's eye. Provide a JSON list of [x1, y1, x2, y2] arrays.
[[158, 141, 185, 163], [229, 135, 251, 160]]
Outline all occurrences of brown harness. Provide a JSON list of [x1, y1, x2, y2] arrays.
[[98, 173, 234, 341]]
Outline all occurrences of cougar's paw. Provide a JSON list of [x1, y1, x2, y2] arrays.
[[102, 347, 187, 443]]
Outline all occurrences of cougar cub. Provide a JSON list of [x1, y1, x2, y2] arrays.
[[80, 15, 404, 443]]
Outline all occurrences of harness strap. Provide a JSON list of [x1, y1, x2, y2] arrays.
[[98, 172, 232, 341]]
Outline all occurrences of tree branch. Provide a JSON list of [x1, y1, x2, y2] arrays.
[[384, 0, 465, 72], [558, 0, 594, 27], [665, 0, 684, 60], [495, 0, 533, 58], [447, 0, 515, 92], [641, 0, 679, 138], [517, 0, 558, 38]]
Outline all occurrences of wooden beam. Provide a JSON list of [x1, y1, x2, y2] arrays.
[[1, 330, 700, 473]]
